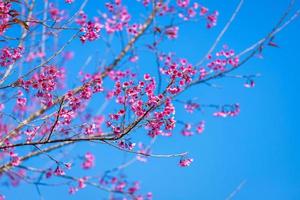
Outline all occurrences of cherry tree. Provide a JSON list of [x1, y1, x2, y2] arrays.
[[0, 0, 299, 199]]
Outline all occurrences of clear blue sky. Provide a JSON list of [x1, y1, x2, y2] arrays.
[[3, 0, 300, 199]]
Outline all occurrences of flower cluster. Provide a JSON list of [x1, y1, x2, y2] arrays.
[[127, 23, 142, 36], [65, 0, 74, 4], [19, 66, 65, 106], [102, 2, 131, 33], [0, 46, 23, 67], [175, 1, 218, 28], [15, 90, 27, 112], [81, 152, 95, 169], [99, 175, 152, 199], [165, 26, 179, 39], [25, 51, 45, 62], [179, 157, 193, 167], [181, 121, 205, 136], [118, 139, 136, 150], [184, 101, 200, 113], [9, 152, 21, 167], [213, 104, 240, 117], [49, 3, 65, 22], [206, 45, 239, 71], [160, 54, 197, 94], [80, 20, 103, 43], [76, 11, 103, 43], [0, 2, 11, 35]]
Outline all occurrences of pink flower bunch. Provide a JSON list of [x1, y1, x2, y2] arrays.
[[136, 0, 151, 7], [196, 121, 205, 134], [213, 104, 240, 117], [81, 152, 95, 169], [184, 102, 200, 113], [0, 46, 23, 67], [18, 66, 65, 106], [159, 54, 196, 92], [54, 166, 65, 176], [0, 2, 11, 35], [80, 20, 103, 43], [128, 181, 140, 194], [181, 120, 205, 136], [15, 90, 27, 111], [127, 23, 142, 36], [25, 51, 45, 62], [9, 152, 21, 167], [25, 65, 64, 92], [179, 157, 193, 167], [49, 3, 66, 22], [165, 26, 179, 39], [146, 98, 176, 137], [206, 11, 219, 28], [207, 46, 239, 71], [102, 3, 131, 33], [181, 123, 193, 136], [65, 0, 74, 3], [136, 143, 149, 162], [175, 1, 218, 27], [118, 140, 136, 150]]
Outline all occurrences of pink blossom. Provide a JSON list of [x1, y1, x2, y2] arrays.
[[78, 178, 87, 189], [0, 46, 23, 67], [206, 11, 219, 28], [177, 0, 190, 8], [179, 158, 193, 167], [146, 192, 153, 200], [184, 102, 200, 113], [69, 187, 78, 194], [54, 166, 65, 176], [80, 20, 103, 43], [200, 6, 208, 16], [10, 152, 21, 166], [181, 123, 193, 136], [82, 152, 95, 169], [165, 26, 179, 39], [0, 2, 11, 35], [196, 121, 205, 134], [49, 3, 65, 22], [128, 181, 140, 194], [213, 104, 240, 117]]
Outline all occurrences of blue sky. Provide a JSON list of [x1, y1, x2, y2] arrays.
[[2, 0, 300, 199]]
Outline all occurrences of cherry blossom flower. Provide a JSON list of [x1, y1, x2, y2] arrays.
[[0, 46, 23, 67], [49, 3, 65, 22], [0, 2, 11, 35], [10, 152, 21, 166], [196, 121, 205, 134], [179, 157, 193, 167], [54, 166, 65, 176], [165, 26, 179, 39], [82, 152, 95, 169]]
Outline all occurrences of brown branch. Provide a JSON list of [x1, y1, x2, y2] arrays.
[[0, 141, 73, 173], [102, 140, 188, 158], [45, 97, 65, 142]]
